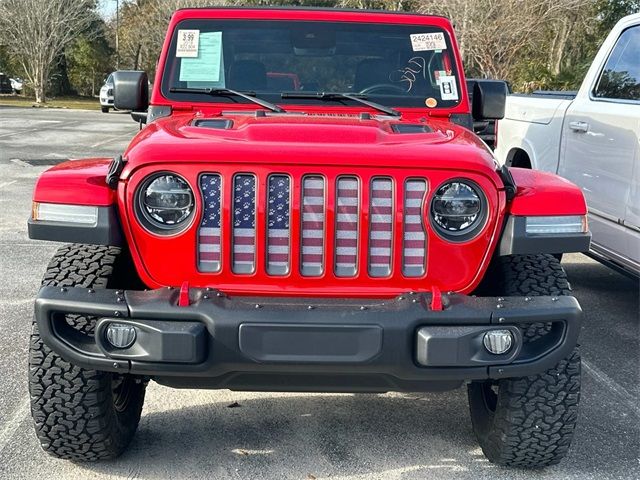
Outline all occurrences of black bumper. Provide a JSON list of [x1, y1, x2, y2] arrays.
[[34, 286, 582, 393]]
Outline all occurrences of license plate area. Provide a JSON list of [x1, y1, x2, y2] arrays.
[[238, 323, 382, 364]]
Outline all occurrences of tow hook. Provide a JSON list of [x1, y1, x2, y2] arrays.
[[178, 281, 190, 307]]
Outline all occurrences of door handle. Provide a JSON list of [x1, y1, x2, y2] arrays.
[[569, 121, 589, 133]]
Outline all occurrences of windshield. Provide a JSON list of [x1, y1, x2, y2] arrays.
[[161, 19, 462, 109]]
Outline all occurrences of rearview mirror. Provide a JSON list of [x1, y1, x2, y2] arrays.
[[467, 79, 508, 121], [113, 70, 149, 112]]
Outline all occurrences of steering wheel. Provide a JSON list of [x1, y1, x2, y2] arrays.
[[359, 83, 407, 95]]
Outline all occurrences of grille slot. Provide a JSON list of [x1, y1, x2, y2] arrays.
[[267, 175, 291, 275], [369, 177, 394, 277], [301, 176, 325, 276], [232, 174, 257, 274], [198, 174, 222, 272], [335, 176, 360, 277], [403, 179, 428, 277]]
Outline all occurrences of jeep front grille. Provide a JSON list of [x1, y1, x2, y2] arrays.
[[197, 173, 429, 279]]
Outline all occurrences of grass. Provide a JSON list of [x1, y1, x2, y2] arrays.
[[0, 94, 101, 110]]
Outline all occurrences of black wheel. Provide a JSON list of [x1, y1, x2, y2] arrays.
[[101, 106, 109, 113], [29, 244, 146, 461], [468, 254, 581, 468]]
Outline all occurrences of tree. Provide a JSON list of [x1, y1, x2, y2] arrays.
[[0, 0, 98, 103], [112, 0, 224, 79], [415, 0, 589, 81], [67, 34, 114, 96]]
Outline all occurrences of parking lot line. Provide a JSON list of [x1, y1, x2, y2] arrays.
[[582, 358, 640, 418], [0, 180, 17, 189], [0, 397, 29, 456], [0, 127, 53, 139], [9, 159, 31, 167], [90, 130, 137, 148]]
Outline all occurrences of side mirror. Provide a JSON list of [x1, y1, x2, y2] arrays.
[[467, 79, 508, 121], [113, 70, 149, 112]]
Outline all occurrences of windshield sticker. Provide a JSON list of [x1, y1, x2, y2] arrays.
[[179, 31, 223, 83], [391, 57, 426, 92], [176, 30, 199, 58], [410, 33, 447, 52], [438, 75, 458, 101], [435, 70, 449, 84], [425, 97, 438, 108]]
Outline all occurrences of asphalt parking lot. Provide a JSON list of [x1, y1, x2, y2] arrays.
[[0, 107, 638, 480]]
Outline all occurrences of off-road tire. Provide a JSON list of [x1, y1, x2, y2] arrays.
[[101, 106, 109, 113], [468, 254, 580, 468], [29, 244, 146, 461]]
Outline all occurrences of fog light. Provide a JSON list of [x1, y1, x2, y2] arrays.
[[105, 323, 136, 349], [483, 330, 513, 355]]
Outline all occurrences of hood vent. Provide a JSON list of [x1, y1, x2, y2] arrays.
[[391, 124, 432, 134], [193, 119, 233, 130]]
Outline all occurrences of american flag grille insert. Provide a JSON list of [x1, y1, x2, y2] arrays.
[[196, 173, 429, 279], [301, 176, 325, 276], [198, 174, 222, 273], [335, 176, 360, 277], [232, 174, 257, 274], [267, 175, 291, 275], [369, 177, 394, 277], [403, 179, 428, 277]]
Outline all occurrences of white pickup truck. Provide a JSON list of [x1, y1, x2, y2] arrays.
[[496, 13, 640, 277]]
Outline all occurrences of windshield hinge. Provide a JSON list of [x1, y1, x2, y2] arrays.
[[106, 155, 127, 190], [498, 164, 517, 201]]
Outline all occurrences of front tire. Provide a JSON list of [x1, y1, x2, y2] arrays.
[[101, 106, 109, 113], [468, 254, 581, 467], [29, 244, 146, 461]]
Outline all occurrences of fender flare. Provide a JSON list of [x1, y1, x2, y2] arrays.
[[28, 158, 123, 246]]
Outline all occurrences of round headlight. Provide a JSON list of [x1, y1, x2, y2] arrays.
[[137, 173, 194, 234], [430, 180, 486, 241]]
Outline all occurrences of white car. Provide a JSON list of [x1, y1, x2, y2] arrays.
[[496, 13, 640, 277], [99, 73, 115, 113], [10, 77, 22, 94]]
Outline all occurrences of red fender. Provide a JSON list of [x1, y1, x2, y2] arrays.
[[508, 168, 587, 216], [32, 159, 116, 206]]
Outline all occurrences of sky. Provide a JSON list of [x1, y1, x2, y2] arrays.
[[98, 0, 119, 20]]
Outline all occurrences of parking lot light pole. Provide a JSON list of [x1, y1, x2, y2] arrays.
[[114, 0, 119, 69]]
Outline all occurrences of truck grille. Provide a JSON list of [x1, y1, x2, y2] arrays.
[[197, 173, 429, 279]]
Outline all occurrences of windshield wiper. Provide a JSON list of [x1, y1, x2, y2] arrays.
[[170, 87, 285, 113], [281, 91, 400, 117]]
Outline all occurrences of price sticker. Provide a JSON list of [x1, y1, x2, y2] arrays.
[[176, 29, 200, 58], [410, 32, 447, 52]]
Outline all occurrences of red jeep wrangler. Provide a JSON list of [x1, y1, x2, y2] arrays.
[[28, 8, 590, 467]]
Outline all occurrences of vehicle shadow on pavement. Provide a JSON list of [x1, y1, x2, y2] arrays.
[[563, 257, 639, 296], [80, 390, 493, 479], [74, 384, 639, 480]]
